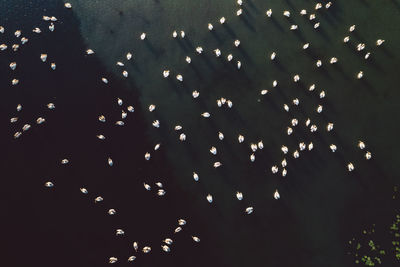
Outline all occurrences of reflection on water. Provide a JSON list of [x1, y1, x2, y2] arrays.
[[2, 0, 400, 266]]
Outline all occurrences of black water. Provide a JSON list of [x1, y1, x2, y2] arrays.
[[1, 0, 400, 266]]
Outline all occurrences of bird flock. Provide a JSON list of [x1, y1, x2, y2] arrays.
[[3, 0, 387, 264]]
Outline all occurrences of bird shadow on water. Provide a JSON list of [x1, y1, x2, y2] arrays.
[[222, 23, 237, 38], [239, 15, 256, 32]]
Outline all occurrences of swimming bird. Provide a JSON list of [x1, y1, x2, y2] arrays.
[[142, 247, 151, 253], [206, 194, 213, 203], [109, 257, 118, 264], [192, 236, 201, 242], [245, 207, 253, 214], [193, 172, 199, 181], [162, 245, 170, 252], [274, 190, 280, 200], [45, 182, 54, 188]]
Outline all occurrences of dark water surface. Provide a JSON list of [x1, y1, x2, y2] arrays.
[[1, 0, 400, 266]]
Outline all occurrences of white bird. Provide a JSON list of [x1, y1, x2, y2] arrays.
[[206, 194, 213, 203], [176, 74, 183, 82], [209, 146, 217, 155], [365, 151, 372, 160], [192, 236, 201, 242], [274, 190, 280, 200], [101, 77, 109, 84], [218, 132, 224, 140], [192, 90, 200, 98], [127, 256, 136, 262], [109, 257, 118, 264], [179, 133, 186, 141], [162, 245, 170, 252], [12, 79, 19, 86], [238, 134, 244, 143], [208, 23, 213, 31], [201, 112, 210, 118], [108, 209, 116, 215], [127, 106, 134, 112], [126, 52, 132, 60], [347, 163, 355, 172], [178, 219, 186, 226], [45, 182, 54, 188], [330, 144, 337, 152], [152, 120, 160, 128], [234, 39, 240, 47], [154, 143, 161, 151], [213, 162, 222, 168], [61, 159, 69, 164], [133, 242, 138, 251], [283, 10, 290, 17], [108, 157, 113, 166], [80, 188, 88, 194], [86, 49, 94, 55], [145, 152, 151, 160], [95, 196, 103, 203], [186, 56, 191, 64], [163, 70, 170, 78], [40, 54, 47, 62], [245, 207, 254, 214], [21, 37, 29, 44], [220, 17, 226, 24], [144, 183, 151, 191], [65, 3, 72, 8], [358, 141, 366, 149], [174, 227, 182, 233], [142, 247, 151, 253], [14, 132, 22, 139], [47, 103, 55, 109], [308, 142, 314, 151], [193, 172, 199, 181], [157, 189, 166, 196], [36, 117, 45, 124], [163, 238, 173, 245], [22, 124, 31, 132], [140, 33, 146, 40], [376, 39, 385, 46], [9, 62, 17, 70], [271, 165, 279, 174], [266, 9, 272, 17], [236, 191, 243, 200]]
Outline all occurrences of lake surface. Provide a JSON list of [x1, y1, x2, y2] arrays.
[[1, 0, 400, 266]]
